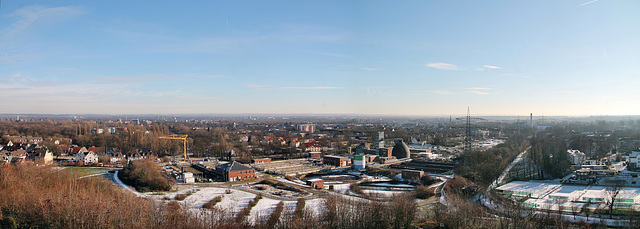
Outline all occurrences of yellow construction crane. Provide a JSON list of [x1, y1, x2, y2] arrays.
[[158, 135, 189, 159]]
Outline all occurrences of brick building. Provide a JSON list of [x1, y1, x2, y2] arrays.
[[215, 161, 256, 182], [252, 158, 272, 164], [323, 155, 349, 167], [309, 152, 323, 159]]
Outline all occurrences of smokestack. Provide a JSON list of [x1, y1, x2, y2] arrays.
[[530, 113, 533, 128]]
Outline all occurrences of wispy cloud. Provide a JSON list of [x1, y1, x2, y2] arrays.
[[4, 5, 84, 38], [465, 87, 492, 95], [580, 0, 599, 6], [361, 67, 378, 71], [426, 62, 459, 70], [279, 86, 344, 90], [482, 65, 502, 69]]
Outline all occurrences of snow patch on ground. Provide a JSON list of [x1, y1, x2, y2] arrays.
[[362, 189, 407, 197]]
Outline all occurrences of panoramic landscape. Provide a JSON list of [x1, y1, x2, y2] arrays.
[[1, 1, 640, 228]]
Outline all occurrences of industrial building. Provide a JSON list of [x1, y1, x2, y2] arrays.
[[496, 181, 640, 212], [353, 155, 366, 170], [215, 161, 256, 182], [392, 140, 410, 159], [323, 155, 350, 167]]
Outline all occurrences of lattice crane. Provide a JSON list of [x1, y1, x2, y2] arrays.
[[158, 135, 189, 159]]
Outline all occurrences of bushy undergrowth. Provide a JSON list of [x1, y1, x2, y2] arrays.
[[202, 196, 223, 209], [420, 174, 438, 186], [118, 159, 171, 192], [235, 195, 262, 224], [293, 198, 306, 220], [349, 183, 363, 194], [415, 185, 435, 199], [174, 189, 197, 201], [264, 201, 284, 228]]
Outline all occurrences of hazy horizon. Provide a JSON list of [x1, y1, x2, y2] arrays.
[[1, 1, 639, 116]]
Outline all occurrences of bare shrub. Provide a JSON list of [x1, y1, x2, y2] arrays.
[[174, 189, 196, 201], [264, 201, 284, 228], [202, 196, 223, 209], [349, 183, 363, 194], [415, 185, 435, 199], [235, 194, 262, 224], [119, 159, 170, 192]]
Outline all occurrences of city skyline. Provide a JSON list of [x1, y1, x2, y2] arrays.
[[1, 1, 639, 116]]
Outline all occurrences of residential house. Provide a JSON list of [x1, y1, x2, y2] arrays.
[[70, 146, 88, 156], [304, 141, 328, 152], [76, 151, 99, 165], [1, 150, 12, 163], [27, 147, 53, 165], [568, 149, 586, 165], [630, 151, 640, 168], [87, 147, 104, 154]]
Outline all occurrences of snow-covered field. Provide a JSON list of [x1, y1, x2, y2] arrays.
[[143, 186, 325, 224]]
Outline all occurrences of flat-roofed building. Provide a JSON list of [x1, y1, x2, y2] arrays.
[[323, 155, 349, 167], [402, 169, 424, 182]]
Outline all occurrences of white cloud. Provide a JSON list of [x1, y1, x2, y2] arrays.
[[361, 67, 378, 71], [580, 0, 599, 6], [482, 65, 503, 69], [426, 62, 459, 70]]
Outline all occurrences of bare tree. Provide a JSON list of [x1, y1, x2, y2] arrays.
[[581, 200, 592, 221], [570, 198, 580, 220], [605, 182, 623, 218]]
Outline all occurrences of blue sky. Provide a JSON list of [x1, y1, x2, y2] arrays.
[[1, 0, 639, 115]]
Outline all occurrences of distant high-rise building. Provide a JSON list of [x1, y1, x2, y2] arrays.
[[375, 131, 385, 150], [297, 124, 316, 133]]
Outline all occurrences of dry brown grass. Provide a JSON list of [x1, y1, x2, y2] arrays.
[[0, 164, 162, 228], [0, 164, 239, 229]]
